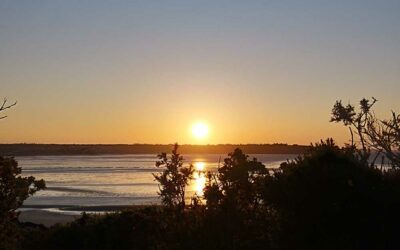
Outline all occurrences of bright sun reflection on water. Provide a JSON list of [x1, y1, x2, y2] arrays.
[[192, 161, 207, 197], [194, 162, 205, 171], [193, 172, 206, 196]]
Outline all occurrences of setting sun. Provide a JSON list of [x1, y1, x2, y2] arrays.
[[191, 122, 209, 140]]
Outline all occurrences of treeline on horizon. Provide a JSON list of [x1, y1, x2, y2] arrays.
[[0, 143, 308, 156]]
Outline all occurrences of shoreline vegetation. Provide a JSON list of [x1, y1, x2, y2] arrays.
[[20, 204, 156, 211], [18, 205, 158, 227], [0, 143, 308, 156]]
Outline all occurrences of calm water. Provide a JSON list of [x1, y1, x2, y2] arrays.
[[20, 154, 295, 207]]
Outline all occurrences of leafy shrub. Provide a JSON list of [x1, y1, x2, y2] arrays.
[[204, 148, 267, 212], [262, 139, 385, 249], [0, 156, 45, 249], [153, 143, 194, 210]]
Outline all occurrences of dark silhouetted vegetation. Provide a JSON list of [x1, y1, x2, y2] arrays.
[[204, 148, 267, 212], [331, 97, 400, 168], [153, 143, 194, 210], [0, 157, 45, 249], [262, 139, 384, 249]]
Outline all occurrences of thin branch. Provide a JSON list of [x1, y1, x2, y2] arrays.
[[370, 149, 382, 168], [0, 98, 17, 119], [349, 127, 354, 147]]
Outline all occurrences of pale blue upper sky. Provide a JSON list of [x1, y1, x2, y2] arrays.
[[0, 0, 399, 144]]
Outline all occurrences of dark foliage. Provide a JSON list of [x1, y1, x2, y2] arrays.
[[331, 98, 400, 168], [204, 148, 268, 212], [20, 207, 266, 250], [153, 143, 194, 210], [263, 139, 384, 249], [0, 156, 45, 249]]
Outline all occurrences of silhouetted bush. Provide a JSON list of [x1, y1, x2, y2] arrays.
[[153, 143, 194, 211], [262, 139, 385, 249], [0, 156, 45, 249], [206, 148, 267, 212]]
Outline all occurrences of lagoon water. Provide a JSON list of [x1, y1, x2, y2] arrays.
[[20, 154, 295, 208]]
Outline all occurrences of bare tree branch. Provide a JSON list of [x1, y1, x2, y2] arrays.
[[0, 98, 17, 119]]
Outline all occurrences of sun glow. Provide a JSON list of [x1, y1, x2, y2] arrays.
[[194, 162, 205, 171], [188, 161, 207, 200], [193, 169, 206, 196], [191, 122, 209, 140]]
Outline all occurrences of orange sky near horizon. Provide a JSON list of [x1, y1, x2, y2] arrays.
[[0, 100, 371, 146], [0, 1, 399, 145]]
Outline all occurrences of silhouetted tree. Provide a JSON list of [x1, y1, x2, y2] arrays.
[[203, 171, 223, 209], [204, 148, 267, 211], [331, 97, 400, 168], [0, 157, 45, 248], [201, 150, 271, 248], [0, 98, 46, 249], [153, 143, 194, 210]]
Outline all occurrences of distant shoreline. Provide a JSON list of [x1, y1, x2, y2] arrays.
[[0, 143, 308, 156]]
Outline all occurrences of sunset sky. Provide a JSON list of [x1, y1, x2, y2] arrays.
[[0, 0, 399, 145]]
